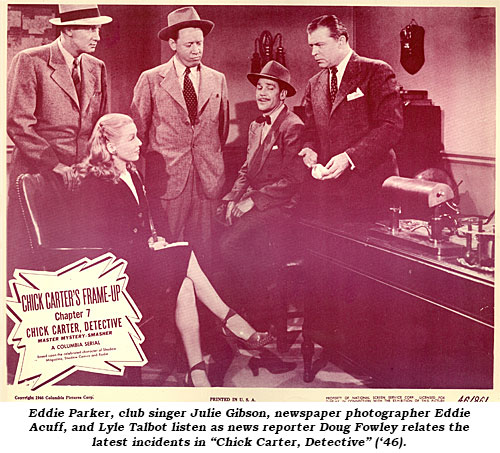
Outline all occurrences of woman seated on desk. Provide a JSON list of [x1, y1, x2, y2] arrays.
[[73, 113, 273, 387]]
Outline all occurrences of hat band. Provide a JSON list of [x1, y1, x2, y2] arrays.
[[59, 8, 101, 23]]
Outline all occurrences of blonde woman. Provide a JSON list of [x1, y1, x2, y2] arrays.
[[74, 113, 273, 387]]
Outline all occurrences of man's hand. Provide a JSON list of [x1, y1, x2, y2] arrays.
[[322, 153, 350, 180], [53, 163, 78, 190], [232, 197, 254, 218], [298, 147, 318, 168], [226, 201, 235, 225]]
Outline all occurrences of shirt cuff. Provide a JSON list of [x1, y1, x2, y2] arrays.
[[344, 151, 356, 170]]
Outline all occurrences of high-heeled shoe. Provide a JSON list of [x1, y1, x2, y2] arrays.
[[185, 361, 209, 387], [248, 356, 297, 377], [220, 308, 274, 350]]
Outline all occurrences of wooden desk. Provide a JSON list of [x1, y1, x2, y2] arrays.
[[298, 218, 494, 389]]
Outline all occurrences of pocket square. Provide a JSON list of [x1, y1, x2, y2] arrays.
[[347, 87, 364, 101], [272, 145, 279, 150]]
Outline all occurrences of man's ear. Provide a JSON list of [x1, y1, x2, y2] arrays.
[[280, 89, 287, 101], [61, 27, 72, 37], [169, 38, 177, 52]]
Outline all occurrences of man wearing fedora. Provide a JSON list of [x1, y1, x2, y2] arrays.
[[131, 6, 229, 268], [5, 4, 112, 377], [7, 4, 111, 189], [219, 60, 306, 329]]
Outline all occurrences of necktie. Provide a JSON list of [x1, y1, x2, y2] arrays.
[[255, 115, 271, 124], [72, 58, 81, 100], [183, 67, 198, 125], [329, 66, 338, 105]]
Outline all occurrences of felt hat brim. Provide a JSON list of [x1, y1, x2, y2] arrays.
[[247, 73, 296, 97], [49, 16, 112, 26], [158, 19, 214, 41]]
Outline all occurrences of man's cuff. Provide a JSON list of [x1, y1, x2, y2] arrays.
[[344, 151, 356, 170]]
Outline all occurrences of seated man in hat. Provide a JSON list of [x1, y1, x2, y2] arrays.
[[7, 4, 112, 274], [219, 60, 307, 331]]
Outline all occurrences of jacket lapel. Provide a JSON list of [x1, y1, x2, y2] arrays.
[[48, 40, 80, 108], [159, 58, 188, 112], [197, 65, 216, 115], [249, 106, 289, 178], [330, 53, 359, 114], [79, 54, 97, 113], [313, 69, 331, 118], [246, 122, 261, 163]]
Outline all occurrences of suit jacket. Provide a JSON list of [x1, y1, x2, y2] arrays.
[[75, 171, 190, 317], [7, 39, 109, 184], [130, 57, 229, 200], [302, 51, 403, 206], [77, 172, 152, 258], [223, 106, 306, 211]]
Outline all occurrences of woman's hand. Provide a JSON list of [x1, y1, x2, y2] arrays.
[[148, 236, 169, 250]]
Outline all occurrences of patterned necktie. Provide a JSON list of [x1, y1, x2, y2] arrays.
[[183, 67, 198, 125], [329, 66, 338, 105], [72, 58, 81, 100]]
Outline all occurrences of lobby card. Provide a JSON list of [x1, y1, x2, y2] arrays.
[[1, 0, 498, 422]]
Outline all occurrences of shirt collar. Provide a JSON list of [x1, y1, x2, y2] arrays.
[[173, 55, 200, 77], [58, 37, 80, 68], [333, 48, 353, 85], [265, 103, 285, 126]]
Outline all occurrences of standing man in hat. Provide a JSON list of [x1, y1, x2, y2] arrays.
[[7, 4, 112, 189], [131, 6, 229, 269], [219, 60, 306, 329], [6, 4, 112, 275], [299, 14, 403, 221]]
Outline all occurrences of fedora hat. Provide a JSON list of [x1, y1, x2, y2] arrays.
[[158, 6, 214, 41], [247, 60, 296, 97], [49, 4, 112, 26]]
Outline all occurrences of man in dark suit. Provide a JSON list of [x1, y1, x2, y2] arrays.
[[220, 61, 306, 328], [131, 6, 229, 269], [299, 14, 403, 221], [7, 4, 111, 275]]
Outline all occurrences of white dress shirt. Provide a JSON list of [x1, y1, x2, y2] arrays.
[[57, 37, 81, 79], [173, 55, 200, 96], [261, 103, 285, 143], [329, 48, 353, 90], [120, 170, 139, 204]]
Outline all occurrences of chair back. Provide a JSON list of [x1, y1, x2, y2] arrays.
[[16, 173, 75, 250]]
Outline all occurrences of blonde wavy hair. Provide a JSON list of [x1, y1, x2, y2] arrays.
[[74, 113, 137, 183]]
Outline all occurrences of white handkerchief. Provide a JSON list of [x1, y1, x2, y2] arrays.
[[272, 145, 279, 150], [311, 164, 329, 180], [347, 87, 364, 101]]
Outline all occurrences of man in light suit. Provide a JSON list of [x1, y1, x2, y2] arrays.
[[7, 4, 111, 189], [6, 4, 111, 376], [7, 4, 111, 275], [299, 14, 403, 221], [220, 61, 306, 329], [131, 6, 229, 268]]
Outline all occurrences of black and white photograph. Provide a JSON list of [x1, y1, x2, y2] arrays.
[[2, 0, 496, 397]]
